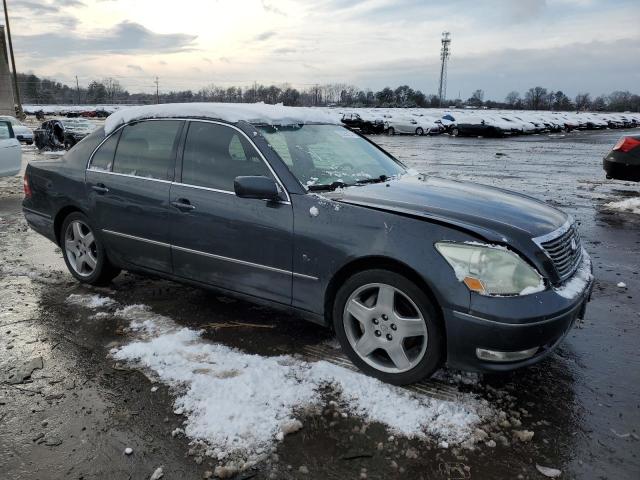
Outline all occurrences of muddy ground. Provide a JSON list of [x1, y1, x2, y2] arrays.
[[1, 130, 639, 480]]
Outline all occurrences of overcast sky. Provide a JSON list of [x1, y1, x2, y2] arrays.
[[2, 0, 639, 100]]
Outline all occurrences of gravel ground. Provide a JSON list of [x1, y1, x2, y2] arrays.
[[1, 130, 639, 480]]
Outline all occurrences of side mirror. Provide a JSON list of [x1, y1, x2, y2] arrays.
[[234, 176, 279, 201]]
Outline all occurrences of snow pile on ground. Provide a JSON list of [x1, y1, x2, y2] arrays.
[[66, 294, 115, 309], [107, 303, 493, 463], [105, 102, 340, 135], [554, 250, 593, 300], [604, 197, 640, 215]]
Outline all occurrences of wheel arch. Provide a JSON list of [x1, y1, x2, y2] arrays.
[[53, 205, 87, 245], [324, 256, 445, 333]]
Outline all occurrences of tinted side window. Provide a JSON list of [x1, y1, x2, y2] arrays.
[[181, 122, 271, 191], [113, 121, 182, 180], [89, 131, 120, 172]]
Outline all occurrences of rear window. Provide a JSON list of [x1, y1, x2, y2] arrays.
[[112, 121, 182, 180]]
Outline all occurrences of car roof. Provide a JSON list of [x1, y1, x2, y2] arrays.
[[104, 103, 341, 135]]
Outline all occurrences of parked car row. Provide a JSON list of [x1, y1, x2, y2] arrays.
[[340, 109, 640, 138]]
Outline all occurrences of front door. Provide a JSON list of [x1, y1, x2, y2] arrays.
[[169, 121, 293, 305], [86, 120, 184, 273]]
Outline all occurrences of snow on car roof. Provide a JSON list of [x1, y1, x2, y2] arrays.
[[104, 102, 340, 135]]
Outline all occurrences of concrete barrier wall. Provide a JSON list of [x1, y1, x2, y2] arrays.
[[0, 25, 16, 116]]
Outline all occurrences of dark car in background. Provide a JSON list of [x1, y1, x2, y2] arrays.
[[449, 116, 506, 138], [604, 135, 640, 181], [34, 118, 96, 150], [341, 113, 385, 134], [22, 104, 593, 385]]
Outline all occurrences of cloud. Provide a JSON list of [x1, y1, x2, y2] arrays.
[[347, 36, 640, 98], [126, 64, 144, 72], [253, 31, 276, 42], [13, 0, 58, 14], [14, 21, 197, 58], [273, 47, 297, 55], [261, 0, 285, 16]]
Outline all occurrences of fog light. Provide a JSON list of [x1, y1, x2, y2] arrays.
[[476, 347, 539, 362]]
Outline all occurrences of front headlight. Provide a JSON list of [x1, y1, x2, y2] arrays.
[[435, 242, 545, 296]]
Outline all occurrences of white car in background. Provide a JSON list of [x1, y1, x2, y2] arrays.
[[0, 119, 22, 177], [385, 115, 430, 135], [0, 115, 34, 144]]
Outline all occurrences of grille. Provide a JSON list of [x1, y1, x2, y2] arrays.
[[537, 222, 583, 282]]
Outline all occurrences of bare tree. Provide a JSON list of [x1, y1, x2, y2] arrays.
[[505, 91, 520, 107], [103, 77, 125, 103], [575, 92, 591, 111], [524, 87, 548, 110]]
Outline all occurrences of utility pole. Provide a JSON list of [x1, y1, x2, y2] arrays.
[[154, 76, 159, 104], [2, 0, 23, 117], [437, 32, 451, 107], [75, 75, 80, 104]]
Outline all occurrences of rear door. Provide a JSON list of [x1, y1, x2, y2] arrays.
[[86, 120, 184, 273], [169, 121, 294, 305], [0, 121, 21, 177]]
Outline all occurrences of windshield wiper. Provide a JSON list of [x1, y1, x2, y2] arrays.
[[356, 175, 389, 185], [308, 181, 352, 192]]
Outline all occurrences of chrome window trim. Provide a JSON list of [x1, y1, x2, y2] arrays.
[[87, 118, 292, 203], [183, 119, 291, 203], [87, 170, 174, 184], [171, 182, 235, 195], [102, 229, 318, 281], [171, 181, 291, 205]]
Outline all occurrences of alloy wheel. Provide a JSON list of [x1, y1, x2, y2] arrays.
[[64, 220, 98, 277], [343, 283, 428, 373]]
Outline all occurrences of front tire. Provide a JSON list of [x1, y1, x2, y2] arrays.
[[415, 127, 424, 136], [451, 127, 460, 137], [333, 269, 444, 385], [60, 212, 120, 285], [387, 127, 395, 136]]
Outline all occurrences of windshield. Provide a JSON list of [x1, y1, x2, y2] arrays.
[[256, 124, 405, 189]]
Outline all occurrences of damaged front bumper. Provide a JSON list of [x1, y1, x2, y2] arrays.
[[444, 260, 594, 373]]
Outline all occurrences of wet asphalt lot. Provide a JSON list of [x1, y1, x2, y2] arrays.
[[1, 130, 639, 480]]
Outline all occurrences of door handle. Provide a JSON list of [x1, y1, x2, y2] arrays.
[[92, 184, 109, 194], [171, 199, 196, 211]]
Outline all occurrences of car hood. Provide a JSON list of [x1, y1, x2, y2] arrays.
[[327, 175, 568, 243], [13, 125, 33, 135]]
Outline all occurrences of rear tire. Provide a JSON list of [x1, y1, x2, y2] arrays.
[[387, 127, 395, 136], [333, 269, 444, 385], [60, 212, 120, 285], [451, 127, 460, 137], [415, 127, 424, 136]]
